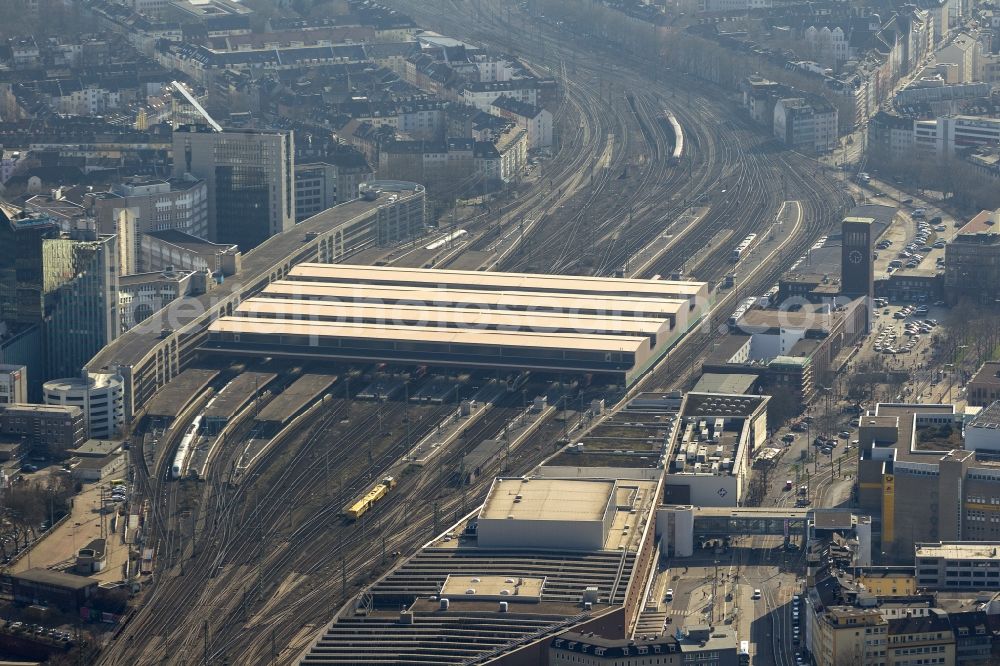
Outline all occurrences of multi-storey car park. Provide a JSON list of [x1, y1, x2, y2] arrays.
[[202, 264, 709, 387], [83, 182, 426, 426]]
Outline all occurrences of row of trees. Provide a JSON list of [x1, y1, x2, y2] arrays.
[[867, 145, 1000, 212]]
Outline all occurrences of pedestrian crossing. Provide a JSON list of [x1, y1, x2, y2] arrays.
[[634, 608, 695, 635]]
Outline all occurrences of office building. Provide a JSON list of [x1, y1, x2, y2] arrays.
[[856, 402, 1000, 560], [43, 373, 125, 439], [915, 542, 1000, 590], [0, 203, 55, 327], [293, 156, 374, 222], [88, 176, 209, 243], [294, 162, 338, 222], [119, 269, 208, 332], [0, 204, 120, 390], [138, 230, 241, 276], [0, 364, 27, 404], [944, 210, 1000, 304], [172, 125, 294, 250], [42, 229, 120, 380], [0, 402, 86, 458]]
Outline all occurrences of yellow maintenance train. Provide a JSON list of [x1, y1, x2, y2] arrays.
[[345, 476, 397, 521]]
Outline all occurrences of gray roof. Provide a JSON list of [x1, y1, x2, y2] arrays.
[[13, 568, 98, 590]]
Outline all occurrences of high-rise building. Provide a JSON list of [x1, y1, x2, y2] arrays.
[[0, 202, 55, 326], [0, 204, 120, 392], [172, 125, 294, 250], [41, 227, 120, 379]]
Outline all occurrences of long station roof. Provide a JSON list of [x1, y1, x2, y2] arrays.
[[286, 263, 708, 303], [235, 299, 670, 338], [263, 280, 688, 318], [211, 318, 650, 353], [206, 265, 708, 381]]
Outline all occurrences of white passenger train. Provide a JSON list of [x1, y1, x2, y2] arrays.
[[171, 415, 202, 479]]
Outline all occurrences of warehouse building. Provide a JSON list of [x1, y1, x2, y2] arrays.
[[203, 265, 708, 386]]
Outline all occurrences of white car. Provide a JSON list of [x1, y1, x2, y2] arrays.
[[665, 589, 674, 602], [753, 589, 762, 600]]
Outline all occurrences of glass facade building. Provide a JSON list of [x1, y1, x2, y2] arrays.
[[173, 125, 294, 250], [0, 205, 119, 393]]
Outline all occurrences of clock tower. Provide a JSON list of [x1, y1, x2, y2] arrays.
[[841, 216, 874, 331]]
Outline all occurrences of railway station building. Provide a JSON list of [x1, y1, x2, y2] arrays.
[[202, 264, 709, 387], [83, 183, 426, 423]]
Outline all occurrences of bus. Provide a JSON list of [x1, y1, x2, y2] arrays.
[[739, 640, 750, 665]]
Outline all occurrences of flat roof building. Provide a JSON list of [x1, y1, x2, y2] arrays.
[[0, 364, 27, 405], [965, 401, 1000, 453], [0, 402, 86, 458], [204, 265, 707, 386], [478, 478, 618, 551], [915, 541, 1000, 590], [664, 392, 769, 507], [281, 263, 709, 310], [857, 402, 1000, 560], [10, 568, 98, 612], [944, 209, 1000, 304], [300, 473, 663, 664]]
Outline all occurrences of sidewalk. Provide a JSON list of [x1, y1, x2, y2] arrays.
[[13, 479, 130, 582]]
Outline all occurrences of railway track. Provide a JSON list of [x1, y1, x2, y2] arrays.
[[99, 0, 856, 662]]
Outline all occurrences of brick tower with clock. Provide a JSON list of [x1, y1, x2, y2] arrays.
[[841, 216, 874, 331]]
